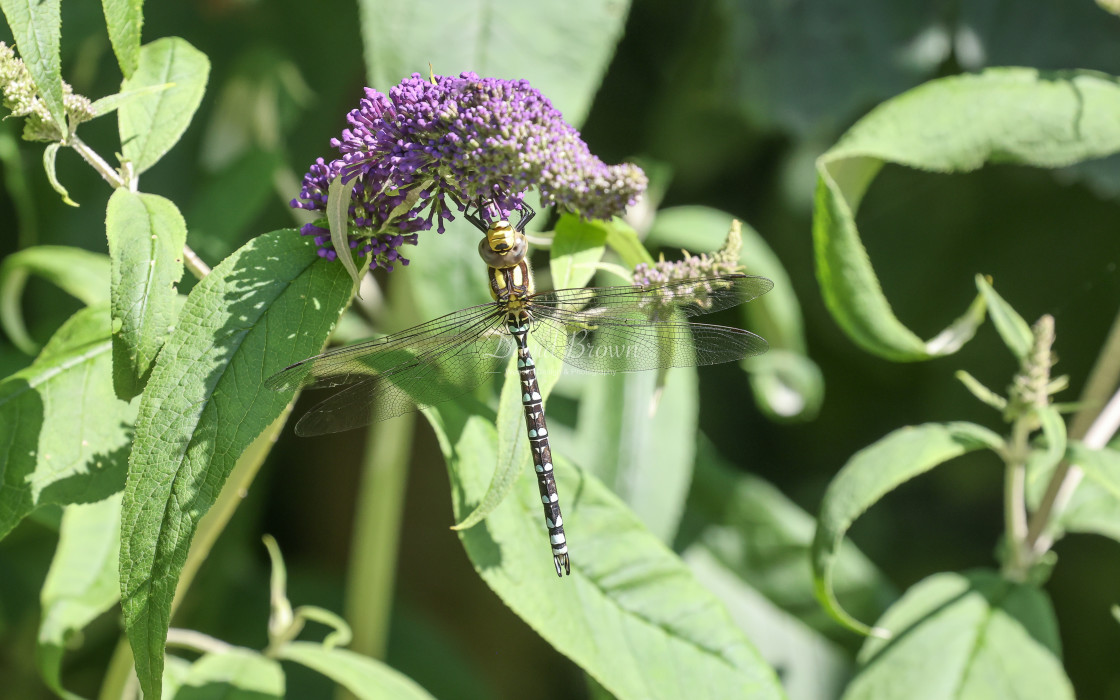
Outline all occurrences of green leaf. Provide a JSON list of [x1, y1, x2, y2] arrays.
[[843, 570, 1072, 700], [42, 143, 77, 206], [1035, 406, 1067, 480], [683, 546, 852, 700], [359, 0, 630, 126], [647, 206, 823, 421], [90, 83, 174, 118], [37, 495, 122, 700], [975, 275, 1032, 361], [572, 366, 698, 543], [328, 174, 363, 290], [427, 399, 785, 700], [679, 438, 895, 637], [100, 0, 144, 78], [814, 68, 1120, 361], [0, 245, 110, 354], [549, 214, 608, 289], [0, 305, 137, 540], [276, 642, 435, 700], [604, 219, 655, 268], [119, 232, 352, 699], [105, 190, 187, 400], [1030, 443, 1120, 544], [0, 0, 66, 137], [812, 422, 1003, 634], [176, 648, 284, 699], [119, 37, 210, 175]]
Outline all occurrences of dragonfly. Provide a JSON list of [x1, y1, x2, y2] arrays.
[[266, 198, 773, 577]]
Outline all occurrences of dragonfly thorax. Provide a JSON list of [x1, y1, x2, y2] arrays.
[[479, 222, 528, 268]]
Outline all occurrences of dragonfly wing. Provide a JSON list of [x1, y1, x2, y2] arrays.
[[265, 302, 512, 436], [293, 335, 512, 435], [530, 312, 768, 374], [531, 274, 773, 319]]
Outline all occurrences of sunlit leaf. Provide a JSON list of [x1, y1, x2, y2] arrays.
[[100, 0, 144, 78], [0, 0, 65, 136], [276, 642, 435, 700]]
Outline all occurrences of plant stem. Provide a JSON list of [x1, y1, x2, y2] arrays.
[[1026, 306, 1120, 555], [68, 135, 125, 188], [1003, 418, 1031, 579], [343, 413, 415, 662], [182, 244, 212, 279]]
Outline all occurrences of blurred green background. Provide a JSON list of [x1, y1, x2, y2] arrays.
[[2, 0, 1119, 697]]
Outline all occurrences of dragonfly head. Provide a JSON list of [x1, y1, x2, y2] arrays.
[[479, 221, 528, 268]]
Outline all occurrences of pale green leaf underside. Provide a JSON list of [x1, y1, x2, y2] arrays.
[[844, 570, 1072, 700], [176, 648, 285, 699], [0, 245, 111, 354], [119, 232, 352, 699], [814, 68, 1120, 361], [428, 398, 785, 700], [37, 495, 122, 700], [812, 422, 1003, 634], [276, 642, 436, 700]]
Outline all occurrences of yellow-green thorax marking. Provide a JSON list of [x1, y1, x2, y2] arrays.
[[480, 221, 569, 577]]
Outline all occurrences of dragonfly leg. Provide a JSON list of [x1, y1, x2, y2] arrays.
[[515, 200, 536, 233]]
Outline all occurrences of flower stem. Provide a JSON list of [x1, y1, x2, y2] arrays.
[[1003, 418, 1031, 579], [182, 244, 212, 279], [68, 135, 125, 188], [343, 412, 414, 661], [1026, 306, 1120, 555]]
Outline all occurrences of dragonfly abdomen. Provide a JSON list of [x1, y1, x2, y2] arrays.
[[508, 319, 570, 577]]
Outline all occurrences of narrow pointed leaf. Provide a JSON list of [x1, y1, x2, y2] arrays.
[[812, 422, 1003, 634], [37, 495, 122, 700], [0, 0, 65, 136], [105, 190, 187, 399], [90, 83, 174, 118], [0, 245, 110, 354], [0, 305, 136, 540], [844, 570, 1072, 699], [119, 37, 209, 174], [119, 232, 351, 699], [42, 143, 77, 206], [975, 275, 1032, 360], [328, 174, 363, 289], [100, 0, 144, 78], [276, 642, 435, 700], [428, 399, 785, 700], [814, 68, 1120, 360]]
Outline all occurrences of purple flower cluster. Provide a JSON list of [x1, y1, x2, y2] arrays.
[[292, 72, 647, 270]]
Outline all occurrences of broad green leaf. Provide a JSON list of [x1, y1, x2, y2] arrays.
[[176, 648, 284, 699], [0, 305, 136, 540], [812, 422, 1003, 634], [573, 365, 698, 543], [683, 546, 852, 700], [0, 245, 110, 354], [427, 399, 786, 700], [844, 570, 1072, 700], [679, 438, 894, 638], [549, 214, 608, 290], [359, 0, 630, 126], [42, 142, 76, 206], [105, 190, 187, 400], [647, 206, 823, 421], [0, 0, 65, 137], [814, 68, 1120, 361], [119, 232, 352, 699], [119, 37, 210, 175], [37, 494, 122, 700], [975, 275, 1032, 361], [100, 0, 144, 78], [276, 642, 435, 700]]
